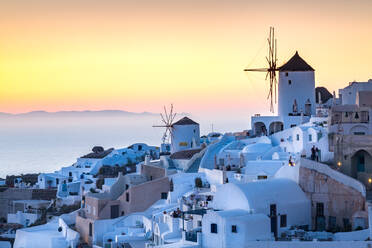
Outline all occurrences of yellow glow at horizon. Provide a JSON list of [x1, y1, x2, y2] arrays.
[[0, 0, 371, 114]]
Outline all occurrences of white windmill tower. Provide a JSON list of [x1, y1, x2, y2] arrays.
[[152, 105, 177, 154], [153, 105, 200, 154], [244, 27, 316, 118]]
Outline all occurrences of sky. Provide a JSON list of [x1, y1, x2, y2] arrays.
[[0, 0, 371, 128]]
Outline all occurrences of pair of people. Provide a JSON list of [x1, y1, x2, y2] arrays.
[[311, 145, 321, 161]]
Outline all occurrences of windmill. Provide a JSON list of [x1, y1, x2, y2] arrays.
[[244, 27, 278, 113], [152, 104, 177, 143]]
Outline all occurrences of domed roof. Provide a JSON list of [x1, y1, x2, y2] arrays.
[[241, 143, 272, 154], [212, 179, 309, 212], [279, 51, 314, 72]]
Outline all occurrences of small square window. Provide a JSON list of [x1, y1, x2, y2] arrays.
[[296, 134, 300, 141], [285, 72, 289, 77], [231, 225, 237, 233], [288, 80, 292, 85], [280, 215, 287, 227], [211, 223, 217, 233], [126, 192, 130, 202], [161, 192, 168, 199], [309, 134, 312, 142]]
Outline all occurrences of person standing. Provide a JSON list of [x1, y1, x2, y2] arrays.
[[315, 147, 319, 162], [311, 145, 316, 160]]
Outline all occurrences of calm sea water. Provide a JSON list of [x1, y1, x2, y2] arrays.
[[0, 113, 250, 178], [0, 115, 163, 177]]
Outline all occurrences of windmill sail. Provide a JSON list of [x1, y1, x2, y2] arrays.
[[152, 104, 177, 143], [244, 27, 278, 113]]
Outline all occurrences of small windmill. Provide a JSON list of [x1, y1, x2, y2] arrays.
[[244, 27, 278, 113], [152, 104, 177, 143]]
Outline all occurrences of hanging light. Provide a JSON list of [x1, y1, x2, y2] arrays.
[[337, 161, 342, 167], [368, 178, 372, 184]]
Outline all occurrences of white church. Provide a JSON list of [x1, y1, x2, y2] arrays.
[[252, 51, 316, 136]]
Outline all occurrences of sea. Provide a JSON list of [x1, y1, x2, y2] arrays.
[[0, 114, 163, 178], [0, 112, 250, 178]]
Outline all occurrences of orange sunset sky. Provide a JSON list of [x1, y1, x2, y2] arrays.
[[0, 0, 371, 120]]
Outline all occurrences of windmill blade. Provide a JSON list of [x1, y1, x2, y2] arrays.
[[160, 113, 168, 125], [170, 113, 177, 125], [244, 27, 279, 113], [163, 106, 169, 124], [244, 68, 268, 72], [265, 71, 269, 80], [274, 74, 278, 103], [169, 104, 173, 120]]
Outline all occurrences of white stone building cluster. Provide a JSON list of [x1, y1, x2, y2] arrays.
[[8, 50, 372, 248]]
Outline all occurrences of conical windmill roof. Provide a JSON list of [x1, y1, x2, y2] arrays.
[[278, 51, 314, 72], [172, 117, 199, 126]]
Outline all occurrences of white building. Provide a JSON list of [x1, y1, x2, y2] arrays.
[[37, 173, 68, 189], [251, 51, 316, 136], [211, 179, 311, 237], [13, 211, 80, 248], [7, 200, 50, 227], [339, 79, 372, 105], [202, 210, 271, 248], [37, 144, 158, 191], [171, 117, 200, 153], [271, 119, 333, 162]]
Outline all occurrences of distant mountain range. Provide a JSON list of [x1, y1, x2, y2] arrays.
[[0, 110, 159, 117]]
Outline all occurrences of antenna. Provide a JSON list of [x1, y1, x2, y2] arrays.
[[244, 27, 278, 113], [152, 104, 177, 143]]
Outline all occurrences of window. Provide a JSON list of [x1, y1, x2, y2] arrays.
[[355, 112, 359, 119], [89, 223, 92, 236], [329, 216, 336, 230], [280, 215, 287, 227], [56, 178, 59, 185], [309, 134, 312, 142], [126, 192, 130, 202], [69, 172, 72, 177], [231, 225, 237, 233], [138, 145, 142, 151], [211, 223, 217, 233], [357, 155, 365, 172], [296, 134, 300, 141], [288, 80, 292, 85], [125, 184, 129, 190], [285, 72, 289, 77], [161, 192, 168, 199], [343, 218, 350, 231], [316, 202, 324, 216], [354, 132, 365, 135], [270, 204, 277, 216], [257, 175, 268, 180], [197, 221, 202, 227], [290, 124, 296, 128]]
